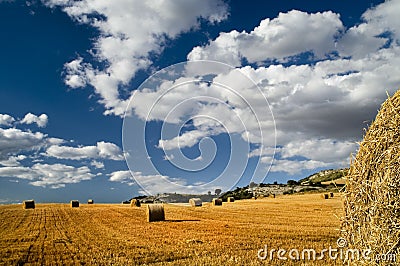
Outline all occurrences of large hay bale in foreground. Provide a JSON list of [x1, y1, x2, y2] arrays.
[[189, 198, 202, 207], [23, 200, 35, 209], [227, 197, 235, 202], [130, 199, 141, 207], [147, 204, 165, 222], [343, 91, 400, 265], [212, 198, 222, 206], [70, 200, 79, 208]]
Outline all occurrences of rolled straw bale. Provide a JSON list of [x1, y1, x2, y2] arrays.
[[87, 199, 94, 204], [70, 200, 79, 208], [342, 90, 400, 265], [269, 194, 276, 198], [212, 198, 222, 206], [23, 200, 35, 209], [189, 198, 202, 207], [329, 192, 334, 198], [321, 194, 329, 199], [130, 199, 141, 207], [147, 204, 165, 222], [227, 197, 235, 202]]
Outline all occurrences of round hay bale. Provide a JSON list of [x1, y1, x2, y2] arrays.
[[269, 194, 275, 198], [212, 198, 222, 206], [130, 199, 141, 207], [227, 197, 235, 202], [189, 198, 202, 207], [70, 200, 79, 208], [147, 204, 165, 222], [321, 194, 329, 200], [343, 91, 400, 264], [329, 192, 334, 198], [23, 200, 35, 209], [87, 199, 94, 204]]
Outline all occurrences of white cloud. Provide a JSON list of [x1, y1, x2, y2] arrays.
[[188, 10, 343, 65], [0, 163, 95, 189], [20, 113, 48, 128], [90, 160, 104, 169], [0, 114, 15, 127], [337, 0, 400, 59], [44, 0, 228, 116], [280, 139, 356, 164], [0, 155, 26, 167], [45, 141, 123, 160], [159, 129, 211, 151], [0, 127, 47, 159], [109, 170, 132, 182], [270, 159, 331, 175]]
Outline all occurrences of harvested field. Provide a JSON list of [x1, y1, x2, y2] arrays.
[[0, 194, 344, 265]]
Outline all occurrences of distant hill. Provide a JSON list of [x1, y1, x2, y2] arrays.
[[127, 168, 348, 203], [298, 168, 348, 185]]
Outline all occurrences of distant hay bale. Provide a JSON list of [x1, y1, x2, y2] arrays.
[[189, 198, 202, 207], [269, 194, 275, 198], [130, 199, 141, 207], [227, 197, 235, 202], [329, 192, 334, 198], [321, 194, 329, 200], [147, 204, 165, 222], [87, 199, 94, 204], [212, 198, 222, 206], [342, 91, 400, 264], [70, 200, 79, 208], [23, 200, 35, 209]]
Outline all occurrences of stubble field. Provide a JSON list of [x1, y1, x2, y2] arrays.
[[0, 194, 344, 265]]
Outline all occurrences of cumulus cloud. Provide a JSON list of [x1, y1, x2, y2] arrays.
[[0, 155, 26, 167], [0, 127, 47, 159], [109, 170, 132, 182], [0, 163, 95, 188], [20, 113, 48, 128], [44, 0, 228, 116], [153, 1, 400, 176], [270, 159, 331, 175], [90, 160, 104, 169], [45, 141, 124, 160], [337, 0, 400, 58], [188, 10, 343, 65], [0, 114, 15, 127]]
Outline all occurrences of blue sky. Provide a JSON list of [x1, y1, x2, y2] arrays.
[[1, 0, 399, 203]]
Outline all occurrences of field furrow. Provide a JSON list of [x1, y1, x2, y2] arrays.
[[0, 194, 345, 265]]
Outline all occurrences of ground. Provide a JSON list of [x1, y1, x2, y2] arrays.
[[0, 194, 345, 265]]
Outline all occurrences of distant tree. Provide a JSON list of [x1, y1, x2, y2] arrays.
[[215, 188, 222, 196], [287, 180, 299, 186], [207, 191, 211, 196], [273, 181, 278, 185], [249, 182, 257, 188]]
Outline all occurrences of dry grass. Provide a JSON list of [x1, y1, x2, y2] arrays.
[[343, 91, 400, 265], [0, 194, 346, 265]]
